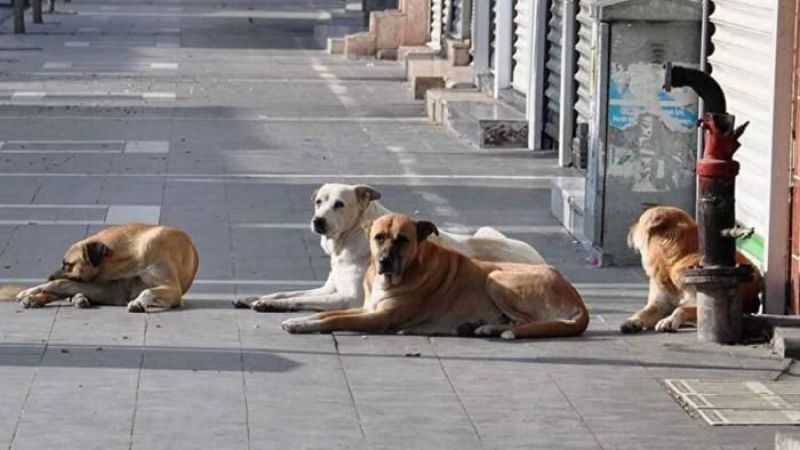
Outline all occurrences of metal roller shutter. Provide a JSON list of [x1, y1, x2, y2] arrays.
[[448, 0, 473, 39], [708, 0, 775, 242], [543, 0, 563, 148], [573, 1, 592, 132], [568, 0, 592, 165], [489, 0, 497, 70], [430, 0, 444, 50], [511, 0, 531, 94]]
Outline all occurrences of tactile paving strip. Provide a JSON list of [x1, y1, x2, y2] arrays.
[[665, 379, 800, 426]]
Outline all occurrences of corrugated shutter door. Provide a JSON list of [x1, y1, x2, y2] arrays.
[[709, 0, 775, 238], [489, 0, 497, 70], [511, 0, 531, 94], [430, 0, 444, 50], [573, 1, 592, 130], [450, 0, 463, 37], [544, 0, 563, 147]]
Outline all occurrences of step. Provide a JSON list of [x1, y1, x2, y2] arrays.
[[550, 175, 589, 247], [444, 100, 528, 148], [425, 88, 488, 124], [398, 45, 438, 64], [313, 11, 366, 49], [773, 326, 800, 359], [777, 432, 800, 450]]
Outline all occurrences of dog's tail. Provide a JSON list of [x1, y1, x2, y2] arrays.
[[474, 226, 506, 239], [504, 308, 589, 340], [0, 285, 26, 302], [503, 286, 590, 340]]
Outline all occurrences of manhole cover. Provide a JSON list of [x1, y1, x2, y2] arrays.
[[666, 379, 800, 426]]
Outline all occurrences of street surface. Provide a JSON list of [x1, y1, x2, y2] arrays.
[[0, 1, 793, 448]]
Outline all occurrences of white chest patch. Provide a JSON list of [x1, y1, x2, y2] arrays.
[[365, 276, 391, 312]]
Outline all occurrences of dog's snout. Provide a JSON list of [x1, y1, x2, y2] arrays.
[[312, 217, 327, 234], [47, 269, 64, 281], [377, 255, 393, 274]]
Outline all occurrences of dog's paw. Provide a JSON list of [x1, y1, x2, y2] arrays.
[[232, 298, 255, 309], [281, 318, 311, 333], [620, 319, 644, 334], [655, 315, 681, 333], [16, 287, 41, 300], [71, 293, 91, 309], [127, 300, 146, 313], [473, 324, 502, 337], [500, 330, 516, 340], [18, 295, 35, 309], [252, 299, 293, 313]]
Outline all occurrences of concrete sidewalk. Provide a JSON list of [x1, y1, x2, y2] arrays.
[[0, 1, 792, 449]]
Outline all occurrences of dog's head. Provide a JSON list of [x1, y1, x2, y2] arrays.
[[628, 206, 697, 260], [48, 240, 109, 282], [368, 214, 438, 285], [310, 183, 381, 238]]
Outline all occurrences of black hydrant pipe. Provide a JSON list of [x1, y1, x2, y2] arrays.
[[663, 62, 727, 114]]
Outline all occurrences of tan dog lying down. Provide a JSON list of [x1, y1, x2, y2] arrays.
[[7, 223, 198, 313], [620, 206, 762, 333], [282, 214, 588, 339]]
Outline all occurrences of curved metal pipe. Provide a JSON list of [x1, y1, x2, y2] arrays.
[[663, 62, 727, 114]]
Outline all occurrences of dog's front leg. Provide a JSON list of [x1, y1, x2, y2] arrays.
[[281, 310, 390, 334], [253, 292, 358, 312], [235, 279, 336, 310], [620, 281, 677, 333], [17, 279, 98, 308], [250, 273, 361, 312]]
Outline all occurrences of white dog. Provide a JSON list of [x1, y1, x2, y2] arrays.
[[233, 183, 546, 312]]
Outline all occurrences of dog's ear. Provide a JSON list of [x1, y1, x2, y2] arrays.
[[83, 241, 109, 267], [416, 220, 439, 242], [354, 185, 381, 206], [310, 188, 319, 203]]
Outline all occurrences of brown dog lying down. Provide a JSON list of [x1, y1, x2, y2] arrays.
[[7, 223, 199, 313], [282, 214, 589, 339], [620, 206, 763, 333]]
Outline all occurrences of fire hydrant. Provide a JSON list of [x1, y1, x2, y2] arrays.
[[664, 63, 753, 344]]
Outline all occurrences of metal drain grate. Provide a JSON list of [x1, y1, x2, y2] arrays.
[[665, 379, 800, 426]]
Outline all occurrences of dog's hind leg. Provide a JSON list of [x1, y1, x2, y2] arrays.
[[473, 227, 506, 239], [127, 284, 183, 313]]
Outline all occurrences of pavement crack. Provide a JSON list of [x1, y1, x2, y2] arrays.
[[332, 333, 366, 439], [237, 320, 252, 450], [547, 372, 605, 450], [427, 336, 482, 442], [127, 315, 148, 450], [7, 306, 60, 450]]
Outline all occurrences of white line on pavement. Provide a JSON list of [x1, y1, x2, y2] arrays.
[[0, 278, 322, 286], [0, 220, 105, 225], [124, 141, 169, 153], [64, 41, 90, 47], [11, 92, 45, 99], [42, 62, 73, 70], [149, 62, 179, 70], [105, 205, 161, 224], [77, 11, 332, 19], [0, 204, 107, 209], [142, 92, 177, 100], [0, 172, 554, 181], [0, 115, 428, 123]]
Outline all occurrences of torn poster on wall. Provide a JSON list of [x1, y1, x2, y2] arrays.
[[606, 62, 698, 193]]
